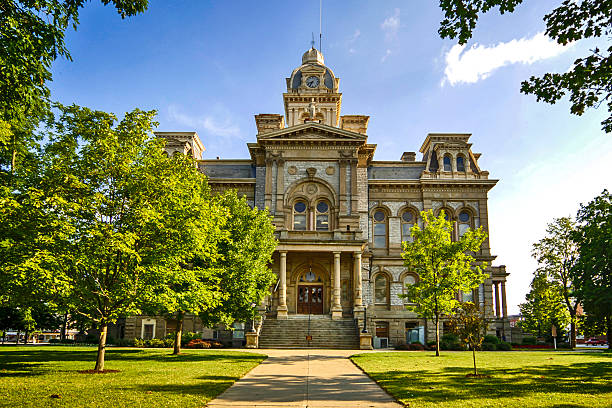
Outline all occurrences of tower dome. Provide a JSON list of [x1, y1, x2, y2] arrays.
[[302, 47, 325, 65]]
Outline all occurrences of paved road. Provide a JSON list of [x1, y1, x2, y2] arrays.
[[206, 349, 402, 408]]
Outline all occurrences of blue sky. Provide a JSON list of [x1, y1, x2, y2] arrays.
[[49, 0, 611, 314]]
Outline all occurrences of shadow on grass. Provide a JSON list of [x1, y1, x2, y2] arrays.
[[363, 360, 612, 405], [134, 375, 238, 399], [0, 348, 263, 377]]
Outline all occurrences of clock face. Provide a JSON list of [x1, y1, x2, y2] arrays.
[[306, 76, 320, 88]]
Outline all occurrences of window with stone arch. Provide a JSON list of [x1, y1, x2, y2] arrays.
[[400, 208, 418, 243], [456, 154, 466, 172], [401, 273, 418, 304], [443, 154, 452, 172], [315, 200, 330, 231], [437, 208, 453, 222], [457, 208, 473, 238], [293, 200, 307, 230], [372, 208, 388, 248], [374, 273, 389, 305]]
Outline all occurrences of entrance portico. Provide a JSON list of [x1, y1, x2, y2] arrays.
[[275, 242, 365, 320]]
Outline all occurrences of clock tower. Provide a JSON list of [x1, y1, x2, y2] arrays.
[[283, 47, 342, 127]]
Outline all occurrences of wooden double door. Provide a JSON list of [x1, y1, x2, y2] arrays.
[[297, 285, 324, 314]]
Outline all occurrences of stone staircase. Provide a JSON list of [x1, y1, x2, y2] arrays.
[[258, 315, 360, 349]]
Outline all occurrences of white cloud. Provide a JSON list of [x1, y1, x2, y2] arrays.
[[347, 29, 360, 54], [381, 49, 392, 63], [381, 8, 400, 41], [167, 105, 240, 138], [443, 32, 571, 86]]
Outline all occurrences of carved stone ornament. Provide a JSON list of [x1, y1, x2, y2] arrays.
[[307, 184, 318, 194], [287, 165, 298, 175], [325, 166, 335, 175], [306, 167, 317, 178]]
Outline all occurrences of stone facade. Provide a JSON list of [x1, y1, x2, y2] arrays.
[[143, 47, 511, 348]]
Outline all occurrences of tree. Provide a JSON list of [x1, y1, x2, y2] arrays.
[[401, 210, 488, 356], [532, 217, 580, 347], [519, 271, 570, 339], [573, 189, 612, 349], [198, 191, 277, 332], [0, 1, 148, 179], [10, 104, 221, 371], [448, 302, 489, 376], [438, 0, 612, 132]]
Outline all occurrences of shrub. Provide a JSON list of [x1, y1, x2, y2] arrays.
[[558, 341, 572, 349], [148, 338, 167, 348], [408, 343, 425, 351], [481, 342, 497, 351], [134, 338, 145, 348], [442, 333, 459, 343], [185, 339, 211, 349], [49, 338, 60, 344], [483, 335, 500, 344], [426, 340, 436, 347], [114, 338, 134, 347], [497, 341, 512, 351], [181, 332, 202, 346], [210, 341, 224, 348], [522, 337, 537, 345], [395, 344, 410, 350], [441, 341, 464, 351]]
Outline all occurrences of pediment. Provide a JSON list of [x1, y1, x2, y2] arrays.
[[257, 122, 366, 141]]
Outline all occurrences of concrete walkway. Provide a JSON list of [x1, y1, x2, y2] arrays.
[[206, 349, 402, 408]]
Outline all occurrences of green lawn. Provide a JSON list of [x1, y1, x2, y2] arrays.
[[0, 346, 265, 407], [351, 351, 612, 408]]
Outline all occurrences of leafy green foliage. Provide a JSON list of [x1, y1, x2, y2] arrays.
[[448, 302, 489, 374], [401, 210, 488, 355], [438, 0, 612, 132], [199, 190, 277, 328], [572, 189, 612, 348], [0, 1, 148, 178], [532, 217, 579, 346], [519, 272, 570, 339]]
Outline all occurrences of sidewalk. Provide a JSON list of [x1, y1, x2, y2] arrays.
[[206, 349, 402, 408]]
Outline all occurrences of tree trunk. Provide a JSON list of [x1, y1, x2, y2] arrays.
[[472, 346, 477, 376], [173, 312, 184, 355], [569, 315, 576, 349], [16, 330, 20, 345], [60, 312, 68, 342], [23, 330, 28, 344], [94, 323, 108, 372], [607, 316, 612, 351], [435, 314, 440, 357]]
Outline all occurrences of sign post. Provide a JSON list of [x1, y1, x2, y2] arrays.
[[552, 325, 557, 350]]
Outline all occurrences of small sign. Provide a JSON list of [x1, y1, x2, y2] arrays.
[[306, 335, 312, 341], [552, 325, 557, 337]]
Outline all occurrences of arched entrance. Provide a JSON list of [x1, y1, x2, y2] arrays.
[[296, 268, 325, 314]]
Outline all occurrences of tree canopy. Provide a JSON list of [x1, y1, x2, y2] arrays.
[[519, 271, 570, 339], [531, 217, 580, 346], [401, 209, 488, 356], [572, 189, 612, 348], [438, 0, 612, 132]]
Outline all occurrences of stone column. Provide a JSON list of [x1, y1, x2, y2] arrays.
[[353, 252, 363, 311], [278, 251, 288, 319], [331, 252, 342, 319], [494, 282, 500, 318], [501, 281, 508, 318]]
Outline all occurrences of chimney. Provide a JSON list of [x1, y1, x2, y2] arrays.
[[401, 152, 416, 162]]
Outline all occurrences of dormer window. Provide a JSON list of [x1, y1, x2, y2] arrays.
[[293, 201, 307, 230], [316, 201, 330, 231], [457, 155, 466, 172], [443, 155, 452, 172]]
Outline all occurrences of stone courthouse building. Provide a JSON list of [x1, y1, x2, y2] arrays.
[[129, 48, 511, 348]]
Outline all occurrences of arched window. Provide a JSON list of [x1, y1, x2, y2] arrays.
[[293, 201, 307, 230], [458, 209, 471, 237], [374, 274, 389, 304], [456, 155, 466, 172], [462, 289, 474, 303], [443, 155, 452, 171], [373, 209, 387, 248], [402, 274, 417, 303], [401, 210, 416, 242], [315, 200, 330, 231], [438, 208, 452, 222]]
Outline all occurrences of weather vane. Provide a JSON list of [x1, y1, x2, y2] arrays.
[[311, 32, 315, 49]]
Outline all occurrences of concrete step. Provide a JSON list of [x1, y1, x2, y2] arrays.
[[259, 317, 360, 349]]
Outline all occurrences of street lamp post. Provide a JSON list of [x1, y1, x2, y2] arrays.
[[250, 302, 257, 333]]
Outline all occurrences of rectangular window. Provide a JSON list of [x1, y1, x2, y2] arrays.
[[373, 223, 386, 248], [316, 215, 329, 231], [376, 322, 389, 338], [294, 215, 307, 230], [143, 324, 154, 340], [401, 223, 413, 242], [462, 290, 474, 303]]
